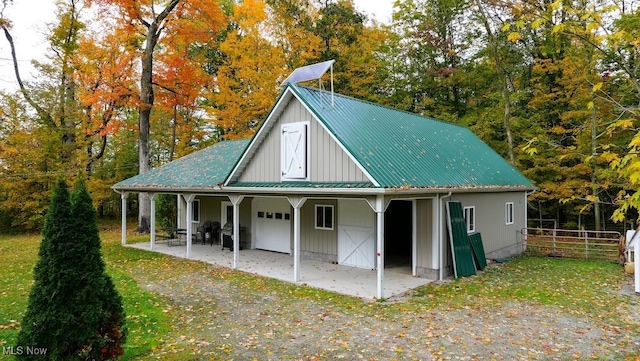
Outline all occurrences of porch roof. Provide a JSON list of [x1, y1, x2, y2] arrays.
[[112, 139, 250, 192]]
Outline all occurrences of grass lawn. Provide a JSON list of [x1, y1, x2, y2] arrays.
[[1, 227, 639, 360]]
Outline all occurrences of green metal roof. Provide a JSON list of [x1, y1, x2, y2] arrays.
[[113, 139, 250, 191], [288, 84, 534, 190]]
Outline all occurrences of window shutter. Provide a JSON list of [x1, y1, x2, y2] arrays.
[[281, 123, 307, 179]]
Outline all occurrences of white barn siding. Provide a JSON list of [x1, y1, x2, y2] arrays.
[[450, 192, 527, 259], [299, 199, 338, 262], [238, 99, 369, 183], [415, 199, 437, 278]]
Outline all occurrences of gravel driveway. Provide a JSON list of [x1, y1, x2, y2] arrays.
[[130, 262, 640, 360], [130, 263, 640, 361]]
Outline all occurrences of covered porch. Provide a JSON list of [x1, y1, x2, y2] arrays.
[[126, 241, 434, 300]]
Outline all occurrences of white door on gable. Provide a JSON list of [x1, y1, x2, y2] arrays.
[[338, 199, 376, 269], [281, 122, 308, 180], [253, 197, 292, 254]]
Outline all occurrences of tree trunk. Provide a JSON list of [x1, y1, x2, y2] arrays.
[[591, 89, 601, 231], [475, 1, 515, 165], [170, 105, 177, 162], [136, 0, 182, 233]]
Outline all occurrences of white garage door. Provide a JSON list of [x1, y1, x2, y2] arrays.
[[338, 199, 375, 269], [253, 198, 291, 254]]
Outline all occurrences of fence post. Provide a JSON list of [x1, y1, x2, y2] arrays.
[[635, 237, 639, 294], [585, 230, 588, 260], [553, 228, 557, 253]]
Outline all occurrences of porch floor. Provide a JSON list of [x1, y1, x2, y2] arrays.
[[126, 241, 434, 300]]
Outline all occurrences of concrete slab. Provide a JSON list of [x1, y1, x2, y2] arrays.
[[126, 241, 434, 300]]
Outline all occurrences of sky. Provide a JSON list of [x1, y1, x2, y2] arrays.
[[0, 0, 394, 92]]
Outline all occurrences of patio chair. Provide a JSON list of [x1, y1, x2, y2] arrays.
[[203, 221, 220, 246], [196, 226, 205, 245], [210, 221, 221, 246]]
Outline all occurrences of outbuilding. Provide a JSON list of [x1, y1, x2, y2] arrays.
[[113, 82, 534, 299]]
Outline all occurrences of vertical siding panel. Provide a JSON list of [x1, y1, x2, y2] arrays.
[[237, 98, 371, 184], [341, 150, 348, 181], [452, 192, 526, 257], [299, 199, 337, 257], [329, 137, 336, 181], [316, 121, 324, 181]]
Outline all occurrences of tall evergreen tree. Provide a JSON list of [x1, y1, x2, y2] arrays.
[[16, 178, 126, 360], [70, 177, 126, 359]]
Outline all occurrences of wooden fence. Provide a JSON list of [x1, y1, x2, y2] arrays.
[[522, 228, 623, 262]]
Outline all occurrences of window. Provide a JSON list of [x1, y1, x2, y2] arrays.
[[191, 199, 200, 223], [505, 202, 514, 225], [463, 206, 475, 233], [315, 205, 334, 230], [221, 201, 233, 226]]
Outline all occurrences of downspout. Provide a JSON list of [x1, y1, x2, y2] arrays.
[[439, 192, 452, 281]]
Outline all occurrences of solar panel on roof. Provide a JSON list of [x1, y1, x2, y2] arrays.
[[282, 59, 335, 85]]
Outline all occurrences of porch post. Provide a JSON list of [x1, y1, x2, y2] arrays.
[[120, 192, 129, 245], [183, 194, 196, 259], [288, 196, 307, 283], [149, 193, 157, 250], [412, 200, 417, 276], [229, 195, 245, 269], [375, 195, 385, 299], [636, 237, 640, 293]]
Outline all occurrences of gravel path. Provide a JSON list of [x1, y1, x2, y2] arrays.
[[134, 269, 640, 360]]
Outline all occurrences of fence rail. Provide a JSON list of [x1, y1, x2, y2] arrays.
[[522, 228, 622, 262]]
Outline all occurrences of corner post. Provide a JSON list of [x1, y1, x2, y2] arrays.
[[120, 192, 129, 246], [183, 194, 196, 259], [633, 236, 640, 293], [149, 193, 157, 250]]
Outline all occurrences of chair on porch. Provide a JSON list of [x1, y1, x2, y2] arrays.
[[203, 221, 220, 246], [195, 226, 205, 245], [210, 222, 221, 246]]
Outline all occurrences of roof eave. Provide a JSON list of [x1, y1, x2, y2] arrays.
[[111, 185, 224, 194], [382, 185, 536, 195], [112, 184, 534, 195]]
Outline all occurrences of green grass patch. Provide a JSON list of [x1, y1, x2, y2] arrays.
[[405, 256, 626, 321], [0, 231, 174, 360], [1, 229, 637, 360]]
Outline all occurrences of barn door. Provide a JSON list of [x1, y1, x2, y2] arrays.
[[281, 122, 307, 180], [338, 199, 375, 269]]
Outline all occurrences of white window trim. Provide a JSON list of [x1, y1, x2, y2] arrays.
[[464, 206, 475, 233], [315, 204, 334, 230], [191, 199, 200, 223], [505, 202, 514, 225], [221, 201, 233, 226]]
